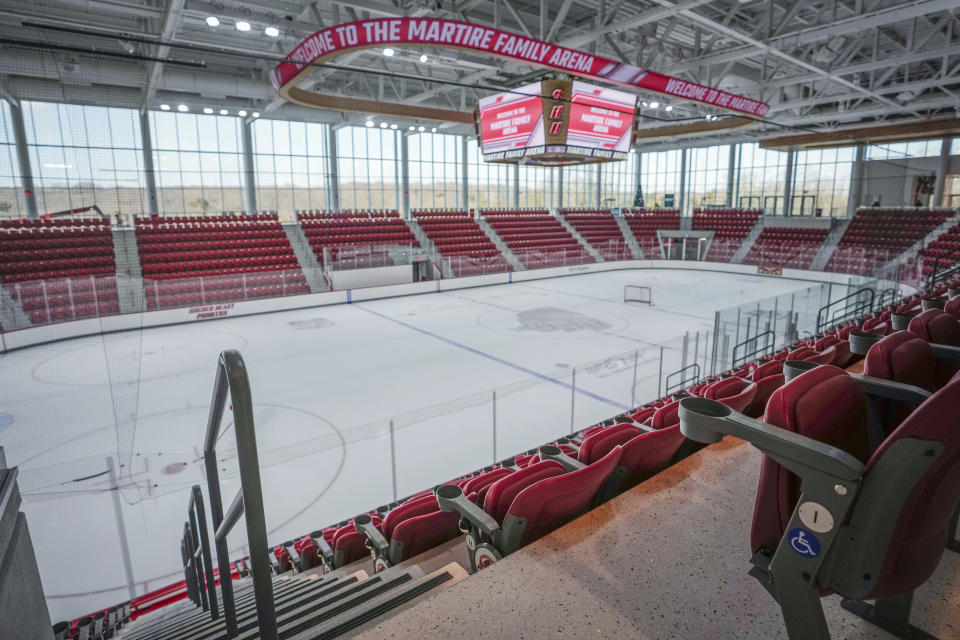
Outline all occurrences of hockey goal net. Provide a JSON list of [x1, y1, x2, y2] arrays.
[[624, 285, 653, 305]]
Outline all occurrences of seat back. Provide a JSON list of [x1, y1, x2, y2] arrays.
[[503, 447, 622, 549], [461, 468, 512, 501], [650, 399, 681, 429], [745, 373, 785, 418], [704, 376, 757, 413], [944, 297, 960, 320], [483, 460, 566, 524], [751, 359, 783, 382], [382, 495, 438, 540], [908, 308, 960, 346], [577, 423, 642, 464], [842, 376, 960, 599], [388, 508, 460, 563], [618, 425, 687, 491], [863, 331, 935, 391], [751, 366, 870, 553]]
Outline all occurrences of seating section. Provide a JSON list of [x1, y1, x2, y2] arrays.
[[135, 214, 309, 310], [0, 218, 119, 323], [827, 207, 952, 275], [921, 220, 960, 279], [299, 210, 419, 269], [692, 208, 762, 262], [621, 209, 681, 258], [484, 210, 594, 268], [560, 209, 631, 260], [742, 226, 830, 269], [413, 211, 510, 276]]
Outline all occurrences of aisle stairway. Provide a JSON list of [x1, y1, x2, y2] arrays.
[[119, 562, 466, 640], [282, 223, 329, 293], [555, 211, 604, 262]]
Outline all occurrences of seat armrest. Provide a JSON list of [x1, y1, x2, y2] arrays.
[[353, 515, 389, 554], [538, 445, 585, 471], [678, 397, 864, 484], [435, 484, 500, 537], [931, 343, 960, 364], [310, 533, 333, 563], [848, 373, 931, 406]]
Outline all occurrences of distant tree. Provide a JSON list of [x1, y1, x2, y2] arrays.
[[0, 201, 10, 213], [192, 197, 211, 215]]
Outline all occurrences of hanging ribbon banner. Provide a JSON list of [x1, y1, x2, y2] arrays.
[[271, 18, 769, 119]]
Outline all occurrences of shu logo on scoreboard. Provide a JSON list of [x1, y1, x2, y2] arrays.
[[548, 87, 566, 136]]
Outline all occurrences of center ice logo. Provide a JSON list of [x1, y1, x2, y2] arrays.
[[515, 307, 611, 333]]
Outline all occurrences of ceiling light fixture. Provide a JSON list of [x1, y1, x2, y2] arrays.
[[219, 109, 229, 115], [160, 104, 171, 111], [177, 104, 188, 112], [238, 110, 247, 117], [203, 107, 213, 114], [205, 16, 220, 27], [390, 123, 398, 129], [431, 127, 437, 133], [664, 105, 673, 112], [379, 122, 388, 128], [252, 112, 260, 117], [419, 54, 428, 63], [235, 21, 251, 32], [408, 125, 415, 131], [418, 126, 425, 132], [649, 101, 659, 109], [264, 26, 279, 37], [383, 48, 395, 57], [365, 120, 374, 127]]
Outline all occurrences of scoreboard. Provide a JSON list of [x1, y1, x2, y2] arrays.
[[477, 79, 637, 165]]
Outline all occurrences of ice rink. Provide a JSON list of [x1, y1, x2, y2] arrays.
[[0, 267, 817, 619]]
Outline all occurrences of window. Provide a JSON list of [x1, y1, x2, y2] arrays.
[[793, 147, 854, 216], [23, 101, 146, 216], [639, 149, 682, 209], [152, 110, 245, 215], [736, 143, 787, 214], [686, 145, 731, 211], [517, 163, 550, 208], [468, 138, 512, 209], [866, 139, 942, 161], [562, 164, 598, 208], [408, 131, 461, 210], [253, 118, 328, 214], [600, 152, 637, 208], [0, 100, 24, 217], [338, 126, 397, 210]]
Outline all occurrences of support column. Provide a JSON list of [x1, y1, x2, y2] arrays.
[[678, 148, 687, 215], [460, 136, 469, 211], [595, 163, 602, 208], [241, 119, 257, 215], [8, 101, 38, 219], [846, 143, 865, 217], [734, 144, 742, 208], [400, 132, 410, 218], [393, 131, 401, 212], [326, 126, 341, 211], [634, 148, 642, 207], [140, 111, 159, 217], [933, 136, 952, 207], [783, 149, 795, 216], [512, 163, 520, 208], [557, 167, 564, 210], [726, 144, 736, 207]]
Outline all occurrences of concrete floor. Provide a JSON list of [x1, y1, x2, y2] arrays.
[[351, 439, 960, 640]]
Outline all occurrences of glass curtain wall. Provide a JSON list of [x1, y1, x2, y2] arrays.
[[338, 126, 396, 210], [467, 138, 511, 209], [792, 147, 854, 216], [408, 131, 461, 210], [0, 100, 24, 217], [600, 152, 636, 208], [252, 118, 328, 214], [23, 101, 147, 217], [639, 149, 682, 209], [517, 163, 550, 208], [151, 110, 244, 216], [736, 143, 788, 214], [686, 145, 730, 210]]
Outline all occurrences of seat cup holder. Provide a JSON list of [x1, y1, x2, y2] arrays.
[[921, 297, 946, 311], [948, 287, 959, 298], [678, 397, 731, 444], [435, 483, 468, 514], [891, 312, 917, 331], [538, 445, 562, 457], [783, 359, 819, 383], [53, 621, 69, 640], [849, 330, 882, 356]]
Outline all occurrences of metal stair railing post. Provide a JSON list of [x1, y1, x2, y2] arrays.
[[203, 350, 276, 640], [665, 363, 701, 396], [732, 330, 776, 370], [186, 500, 210, 611], [815, 287, 875, 334], [189, 485, 219, 620]]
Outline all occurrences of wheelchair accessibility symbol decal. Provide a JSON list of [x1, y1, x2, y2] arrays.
[[787, 528, 822, 558]]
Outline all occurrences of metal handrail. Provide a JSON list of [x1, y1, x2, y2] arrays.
[[665, 363, 700, 395], [815, 288, 874, 334], [732, 330, 775, 369], [188, 485, 219, 620], [876, 288, 898, 311], [927, 245, 960, 289], [202, 350, 276, 640]]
